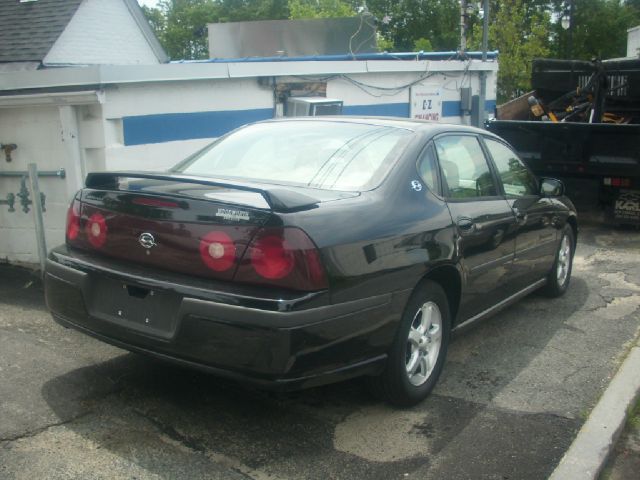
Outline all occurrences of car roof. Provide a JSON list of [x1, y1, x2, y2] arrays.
[[261, 116, 494, 137]]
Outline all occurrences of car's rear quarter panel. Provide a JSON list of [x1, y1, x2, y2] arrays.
[[280, 173, 457, 306]]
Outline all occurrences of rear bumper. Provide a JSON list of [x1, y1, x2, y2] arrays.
[[45, 248, 409, 390]]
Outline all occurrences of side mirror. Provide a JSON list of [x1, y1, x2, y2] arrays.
[[540, 178, 564, 197]]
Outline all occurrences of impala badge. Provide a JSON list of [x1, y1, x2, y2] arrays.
[[139, 232, 156, 249], [215, 208, 250, 222]]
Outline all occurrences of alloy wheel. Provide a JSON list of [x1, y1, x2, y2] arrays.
[[405, 301, 442, 386], [557, 234, 571, 286]]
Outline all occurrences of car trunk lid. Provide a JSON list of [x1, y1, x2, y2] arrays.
[[67, 172, 351, 288]]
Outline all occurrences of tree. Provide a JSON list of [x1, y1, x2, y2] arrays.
[[141, 4, 166, 35], [143, 0, 290, 60], [413, 37, 433, 52], [288, 0, 354, 18], [141, 0, 218, 60], [363, 0, 459, 52], [549, 0, 640, 60], [218, 0, 290, 22], [469, 0, 551, 102]]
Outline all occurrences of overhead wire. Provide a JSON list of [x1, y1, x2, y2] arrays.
[[351, 14, 378, 57], [289, 55, 473, 99]]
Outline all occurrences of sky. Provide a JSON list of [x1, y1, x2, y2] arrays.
[[138, 0, 160, 8]]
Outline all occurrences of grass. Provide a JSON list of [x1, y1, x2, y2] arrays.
[[627, 398, 640, 430]]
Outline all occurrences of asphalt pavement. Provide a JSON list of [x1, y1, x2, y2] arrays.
[[1, 223, 639, 480]]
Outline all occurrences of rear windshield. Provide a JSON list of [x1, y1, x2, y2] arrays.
[[172, 121, 413, 191]]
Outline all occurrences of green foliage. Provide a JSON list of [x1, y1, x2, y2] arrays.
[[288, 0, 354, 19], [152, 0, 219, 60], [629, 399, 640, 429], [413, 37, 433, 52], [549, 0, 640, 60], [376, 33, 395, 52], [363, 0, 459, 52], [469, 0, 550, 102], [144, 0, 290, 60], [141, 5, 166, 34], [218, 0, 290, 22]]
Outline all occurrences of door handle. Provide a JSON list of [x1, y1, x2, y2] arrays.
[[457, 217, 476, 233]]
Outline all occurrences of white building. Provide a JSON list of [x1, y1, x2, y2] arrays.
[[0, 53, 498, 266], [0, 0, 167, 71], [628, 25, 640, 58]]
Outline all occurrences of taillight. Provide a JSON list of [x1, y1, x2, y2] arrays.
[[66, 199, 81, 242], [235, 227, 328, 291], [199, 231, 236, 272], [132, 197, 180, 208], [86, 212, 108, 248], [250, 234, 294, 279], [604, 177, 632, 188]]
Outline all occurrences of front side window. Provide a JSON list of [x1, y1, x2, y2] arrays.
[[173, 121, 413, 191], [434, 135, 498, 199], [484, 138, 538, 197]]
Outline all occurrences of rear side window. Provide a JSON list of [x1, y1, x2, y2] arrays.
[[484, 138, 538, 197], [417, 144, 441, 195], [434, 135, 498, 199], [173, 121, 413, 191]]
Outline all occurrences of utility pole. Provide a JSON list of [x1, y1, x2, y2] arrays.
[[478, 0, 490, 125], [561, 0, 575, 58], [568, 0, 575, 59], [460, 0, 467, 52]]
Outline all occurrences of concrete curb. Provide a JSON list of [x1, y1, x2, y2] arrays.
[[548, 340, 640, 480]]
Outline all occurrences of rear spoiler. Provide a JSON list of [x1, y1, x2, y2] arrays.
[[84, 171, 320, 213]]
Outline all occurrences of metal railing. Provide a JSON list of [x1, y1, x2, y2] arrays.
[[0, 165, 66, 273], [0, 168, 65, 179]]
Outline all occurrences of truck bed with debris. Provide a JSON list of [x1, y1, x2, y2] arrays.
[[486, 58, 640, 224]]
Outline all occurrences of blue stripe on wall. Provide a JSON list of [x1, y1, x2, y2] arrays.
[[342, 103, 410, 117], [123, 100, 499, 146], [442, 101, 461, 117], [344, 100, 497, 119], [123, 108, 274, 146], [442, 100, 498, 117]]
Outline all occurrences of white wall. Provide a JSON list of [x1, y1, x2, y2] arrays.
[[99, 69, 500, 173], [628, 26, 640, 58], [0, 107, 73, 264], [105, 138, 213, 172], [102, 78, 272, 117], [43, 0, 159, 66], [326, 68, 498, 124], [102, 78, 274, 170]]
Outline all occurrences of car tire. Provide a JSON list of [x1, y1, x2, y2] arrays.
[[368, 280, 451, 407], [543, 224, 575, 297]]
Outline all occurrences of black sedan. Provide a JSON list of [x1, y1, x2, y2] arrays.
[[45, 117, 577, 406]]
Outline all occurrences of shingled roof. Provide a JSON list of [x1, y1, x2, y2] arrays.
[[0, 0, 84, 63], [0, 0, 167, 66]]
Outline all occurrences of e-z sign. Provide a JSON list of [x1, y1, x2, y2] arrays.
[[410, 84, 443, 121]]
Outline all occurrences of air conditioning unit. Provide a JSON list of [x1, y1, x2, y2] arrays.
[[285, 97, 343, 117]]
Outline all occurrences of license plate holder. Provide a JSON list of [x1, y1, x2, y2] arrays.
[[88, 276, 181, 339]]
